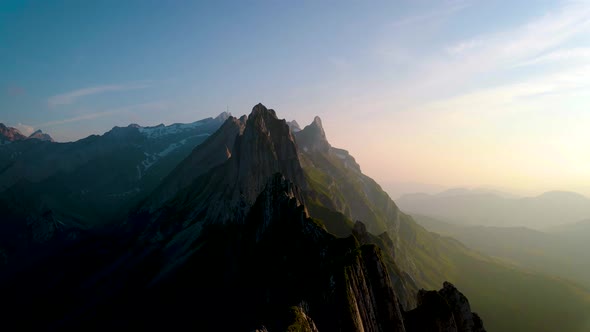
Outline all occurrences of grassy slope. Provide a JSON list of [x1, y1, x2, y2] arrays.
[[413, 214, 590, 290]]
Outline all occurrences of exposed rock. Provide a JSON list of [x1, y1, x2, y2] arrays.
[[352, 220, 372, 244], [406, 289, 458, 332], [286, 305, 319, 332], [439, 281, 486, 332], [295, 116, 331, 152], [405, 282, 486, 332]]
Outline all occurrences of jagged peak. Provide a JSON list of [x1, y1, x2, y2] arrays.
[[249, 103, 277, 120], [293, 115, 331, 153], [242, 104, 293, 142], [312, 115, 323, 130]]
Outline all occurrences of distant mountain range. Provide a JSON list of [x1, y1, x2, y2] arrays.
[[397, 188, 590, 228], [0, 123, 54, 143], [0, 113, 229, 272], [1, 104, 589, 331]]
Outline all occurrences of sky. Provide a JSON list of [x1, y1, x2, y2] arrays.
[[1, 0, 589, 197]]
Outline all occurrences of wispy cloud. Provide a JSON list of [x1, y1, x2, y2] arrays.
[[382, 1, 590, 108], [37, 102, 168, 128], [442, 1, 590, 66], [47, 81, 151, 107], [515, 47, 590, 67], [388, 0, 471, 29]]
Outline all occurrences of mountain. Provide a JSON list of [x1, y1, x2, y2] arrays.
[[1, 104, 484, 332], [396, 189, 590, 228], [0, 123, 27, 143], [3, 103, 589, 332], [0, 112, 228, 274], [27, 129, 54, 142]]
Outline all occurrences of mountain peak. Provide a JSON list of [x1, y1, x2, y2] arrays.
[[143, 103, 307, 224], [0, 123, 27, 142], [250, 103, 277, 119], [313, 115, 323, 129], [28, 129, 54, 142], [293, 115, 330, 152]]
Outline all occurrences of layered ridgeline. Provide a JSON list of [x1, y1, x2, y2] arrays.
[[2, 104, 484, 332], [0, 113, 228, 274], [396, 189, 590, 229], [413, 214, 590, 289]]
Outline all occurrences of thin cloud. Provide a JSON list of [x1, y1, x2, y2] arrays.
[[515, 47, 590, 67], [396, 0, 590, 108], [388, 0, 471, 29], [47, 82, 151, 107], [37, 102, 168, 128]]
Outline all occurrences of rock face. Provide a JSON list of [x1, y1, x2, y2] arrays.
[[439, 282, 487, 332], [405, 282, 486, 332], [295, 116, 331, 152]]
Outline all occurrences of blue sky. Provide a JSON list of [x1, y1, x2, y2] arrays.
[[1, 0, 589, 195]]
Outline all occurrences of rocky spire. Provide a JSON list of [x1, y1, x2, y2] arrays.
[[294, 116, 331, 152]]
